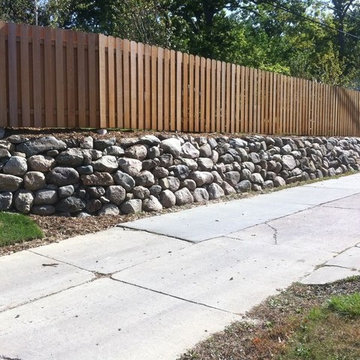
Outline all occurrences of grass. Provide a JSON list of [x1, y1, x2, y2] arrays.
[[0, 212, 44, 247], [281, 292, 360, 359], [179, 278, 360, 360]]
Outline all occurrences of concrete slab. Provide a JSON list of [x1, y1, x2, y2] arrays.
[[113, 237, 334, 314], [323, 193, 360, 210], [228, 206, 360, 253], [123, 178, 360, 242], [303, 173, 360, 190], [122, 195, 310, 242], [261, 185, 358, 206], [301, 266, 360, 285], [0, 251, 93, 312], [33, 227, 189, 274], [326, 246, 360, 270], [0, 278, 237, 360]]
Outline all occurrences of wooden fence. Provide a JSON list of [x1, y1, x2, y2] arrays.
[[1, 21, 360, 136]]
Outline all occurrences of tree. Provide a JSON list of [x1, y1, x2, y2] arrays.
[[0, 0, 37, 24]]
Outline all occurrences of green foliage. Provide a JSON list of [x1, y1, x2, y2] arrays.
[[328, 292, 360, 317], [281, 293, 360, 359], [0, 212, 43, 247]]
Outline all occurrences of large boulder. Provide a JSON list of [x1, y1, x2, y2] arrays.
[[135, 171, 155, 187], [118, 158, 142, 176], [125, 144, 148, 160], [160, 190, 176, 208], [92, 155, 118, 173], [31, 205, 56, 216], [56, 196, 86, 213], [190, 171, 214, 186], [193, 188, 209, 202], [181, 142, 200, 159], [120, 199, 142, 214], [161, 138, 182, 158], [28, 155, 55, 172], [282, 155, 296, 171], [224, 171, 241, 187], [106, 185, 126, 205], [47, 167, 79, 186], [17, 136, 67, 156], [0, 192, 13, 210], [142, 195, 163, 212], [24, 171, 46, 191], [113, 170, 136, 191], [56, 148, 84, 167], [34, 189, 58, 205], [14, 190, 34, 214], [3, 156, 28, 176], [175, 187, 194, 205], [208, 183, 225, 200], [0, 174, 23, 191], [81, 172, 114, 186], [98, 204, 120, 216]]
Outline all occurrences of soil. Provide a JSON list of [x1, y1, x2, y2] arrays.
[[179, 277, 360, 360]]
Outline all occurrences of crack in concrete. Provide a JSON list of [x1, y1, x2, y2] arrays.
[[265, 222, 278, 245], [0, 356, 22, 360], [117, 225, 197, 244], [322, 205, 360, 210], [110, 276, 241, 316]]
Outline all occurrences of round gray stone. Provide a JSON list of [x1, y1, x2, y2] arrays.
[[48, 167, 79, 186], [143, 195, 163, 212], [3, 156, 28, 176], [14, 190, 34, 214], [24, 171, 46, 191], [106, 185, 126, 205], [160, 190, 176, 208]]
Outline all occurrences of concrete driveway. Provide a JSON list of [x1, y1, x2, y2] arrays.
[[1, 174, 360, 360]]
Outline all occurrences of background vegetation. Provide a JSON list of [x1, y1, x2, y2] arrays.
[[1, 0, 359, 88]]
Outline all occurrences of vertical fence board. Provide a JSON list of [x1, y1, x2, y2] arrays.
[[170, 50, 176, 131], [216, 61, 221, 132], [115, 38, 123, 128], [137, 42, 144, 130], [182, 53, 189, 132], [163, 49, 170, 131], [176, 51, 182, 131], [221, 62, 226, 133], [157, 47, 164, 131], [20, 25, 30, 126], [206, 58, 211, 132], [200, 57, 206, 132], [122, 39, 130, 129], [130, 41, 137, 129], [188, 55, 194, 132], [107, 37, 115, 128], [77, 32, 86, 127], [88, 33, 97, 127], [230, 64, 236, 133], [55, 29, 64, 127], [194, 56, 200, 132], [8, 23, 18, 126], [0, 23, 7, 126], [144, 44, 151, 130]]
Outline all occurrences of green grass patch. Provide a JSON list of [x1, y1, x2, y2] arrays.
[[328, 292, 360, 317], [281, 293, 360, 360], [0, 212, 44, 247]]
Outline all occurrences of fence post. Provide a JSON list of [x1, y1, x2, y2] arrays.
[[99, 34, 107, 129]]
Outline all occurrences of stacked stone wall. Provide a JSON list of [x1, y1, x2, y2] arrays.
[[0, 133, 359, 216]]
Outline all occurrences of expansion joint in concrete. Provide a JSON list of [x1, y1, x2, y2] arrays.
[[110, 276, 240, 316]]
